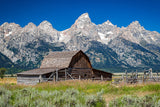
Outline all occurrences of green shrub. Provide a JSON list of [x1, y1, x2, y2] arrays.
[[0, 87, 105, 107], [109, 94, 160, 107], [0, 87, 12, 107], [86, 89, 105, 107]]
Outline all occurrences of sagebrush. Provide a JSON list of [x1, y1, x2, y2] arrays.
[[0, 86, 105, 107]]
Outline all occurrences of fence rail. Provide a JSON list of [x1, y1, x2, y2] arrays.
[[113, 68, 160, 84]]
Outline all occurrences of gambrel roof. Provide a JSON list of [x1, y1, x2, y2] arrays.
[[40, 50, 88, 69]]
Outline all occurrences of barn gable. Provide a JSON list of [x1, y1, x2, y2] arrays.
[[69, 50, 92, 69], [69, 51, 94, 78]]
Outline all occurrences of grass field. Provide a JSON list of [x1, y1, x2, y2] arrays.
[[0, 77, 17, 84], [1, 77, 160, 106]]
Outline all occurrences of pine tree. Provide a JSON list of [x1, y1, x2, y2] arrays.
[[0, 68, 7, 79]]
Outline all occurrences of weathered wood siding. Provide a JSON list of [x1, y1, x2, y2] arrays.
[[57, 69, 65, 80], [17, 72, 56, 85], [93, 69, 112, 80], [69, 52, 93, 79], [17, 75, 40, 85]]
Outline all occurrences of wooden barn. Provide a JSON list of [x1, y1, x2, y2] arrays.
[[17, 50, 113, 85]]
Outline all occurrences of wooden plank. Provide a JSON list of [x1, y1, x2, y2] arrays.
[[65, 69, 67, 80], [56, 69, 58, 81], [39, 75, 42, 83], [66, 72, 74, 80]]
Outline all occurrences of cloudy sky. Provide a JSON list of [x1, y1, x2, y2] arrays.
[[0, 0, 160, 32]]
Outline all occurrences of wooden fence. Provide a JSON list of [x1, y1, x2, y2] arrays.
[[113, 68, 160, 84]]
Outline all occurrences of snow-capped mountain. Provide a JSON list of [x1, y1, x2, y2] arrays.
[[0, 13, 160, 70]]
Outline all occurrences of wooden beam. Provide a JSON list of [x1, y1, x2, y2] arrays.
[[125, 70, 128, 83], [122, 74, 124, 82], [156, 72, 159, 81], [66, 71, 74, 80], [39, 75, 42, 83], [48, 72, 56, 81], [136, 70, 138, 79], [65, 69, 67, 80], [101, 75, 103, 81], [56, 69, 58, 81]]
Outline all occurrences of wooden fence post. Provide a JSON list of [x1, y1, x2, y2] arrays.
[[122, 74, 124, 82], [101, 75, 103, 81], [79, 75, 81, 80], [150, 68, 153, 79], [157, 72, 159, 81], [143, 70, 146, 83], [65, 69, 67, 80], [136, 70, 138, 79], [39, 75, 42, 83], [125, 70, 128, 83], [56, 69, 58, 81]]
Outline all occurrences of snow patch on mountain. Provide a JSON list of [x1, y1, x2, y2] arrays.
[[98, 32, 110, 44], [106, 31, 113, 34], [59, 33, 71, 43], [59, 33, 65, 42], [5, 31, 12, 37]]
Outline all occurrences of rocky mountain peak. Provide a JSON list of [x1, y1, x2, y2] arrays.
[[128, 21, 144, 30], [0, 22, 21, 38], [24, 23, 37, 29], [23, 22, 37, 32], [38, 20, 58, 37], [103, 20, 114, 26], [1, 22, 21, 28], [130, 21, 140, 26], [72, 13, 92, 29], [38, 20, 54, 30], [1, 22, 9, 27], [77, 13, 90, 20]]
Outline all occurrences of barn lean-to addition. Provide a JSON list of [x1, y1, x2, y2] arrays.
[[17, 50, 113, 85]]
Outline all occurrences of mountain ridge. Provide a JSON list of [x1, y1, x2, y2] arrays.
[[2, 13, 158, 32], [0, 13, 160, 71]]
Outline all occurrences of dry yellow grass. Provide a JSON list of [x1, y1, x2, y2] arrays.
[[0, 77, 17, 84]]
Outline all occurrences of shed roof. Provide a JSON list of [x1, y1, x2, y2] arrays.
[[40, 50, 80, 69], [17, 68, 56, 75]]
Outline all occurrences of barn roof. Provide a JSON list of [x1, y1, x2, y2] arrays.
[[17, 68, 56, 75], [40, 50, 80, 69]]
